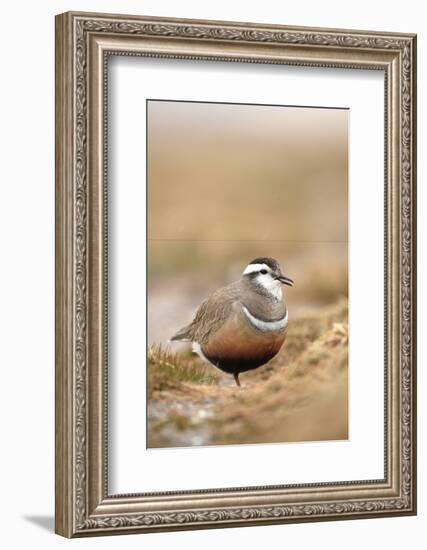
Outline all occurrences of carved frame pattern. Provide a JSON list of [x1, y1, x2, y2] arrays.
[[55, 11, 416, 537]]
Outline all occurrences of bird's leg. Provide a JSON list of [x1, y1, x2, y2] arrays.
[[233, 373, 241, 387]]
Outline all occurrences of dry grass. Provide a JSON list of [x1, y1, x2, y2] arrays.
[[214, 318, 348, 445], [148, 299, 348, 447], [148, 345, 219, 396], [146, 102, 349, 447]]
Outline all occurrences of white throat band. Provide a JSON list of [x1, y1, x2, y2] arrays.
[[242, 305, 288, 332]]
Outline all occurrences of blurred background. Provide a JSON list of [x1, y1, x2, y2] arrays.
[[147, 100, 348, 344]]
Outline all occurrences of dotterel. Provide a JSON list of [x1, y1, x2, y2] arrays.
[[170, 257, 293, 386]]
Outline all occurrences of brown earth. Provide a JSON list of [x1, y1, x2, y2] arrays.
[[147, 299, 348, 448]]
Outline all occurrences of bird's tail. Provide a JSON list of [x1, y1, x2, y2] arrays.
[[170, 325, 192, 342]]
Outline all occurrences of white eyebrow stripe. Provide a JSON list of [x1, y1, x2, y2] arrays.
[[243, 263, 270, 275], [242, 305, 288, 332]]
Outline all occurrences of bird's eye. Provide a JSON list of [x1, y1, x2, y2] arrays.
[[260, 269, 268, 275]]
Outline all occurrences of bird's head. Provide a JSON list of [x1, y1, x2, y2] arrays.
[[242, 257, 293, 300]]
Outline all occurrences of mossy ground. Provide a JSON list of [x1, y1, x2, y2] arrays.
[[147, 299, 348, 448]]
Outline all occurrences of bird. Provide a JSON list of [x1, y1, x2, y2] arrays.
[[170, 257, 293, 386]]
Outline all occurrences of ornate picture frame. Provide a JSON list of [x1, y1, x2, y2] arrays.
[[55, 11, 417, 537]]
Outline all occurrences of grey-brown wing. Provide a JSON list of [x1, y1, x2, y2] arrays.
[[170, 282, 240, 344]]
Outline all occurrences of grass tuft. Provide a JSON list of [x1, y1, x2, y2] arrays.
[[148, 300, 349, 447], [148, 345, 219, 395]]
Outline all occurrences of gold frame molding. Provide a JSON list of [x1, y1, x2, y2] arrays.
[[55, 11, 417, 537]]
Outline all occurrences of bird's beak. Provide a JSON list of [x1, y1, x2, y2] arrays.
[[276, 274, 294, 287]]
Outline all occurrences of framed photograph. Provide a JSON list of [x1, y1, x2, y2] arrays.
[[55, 11, 417, 537]]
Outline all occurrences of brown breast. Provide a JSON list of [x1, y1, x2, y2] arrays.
[[202, 304, 286, 362]]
